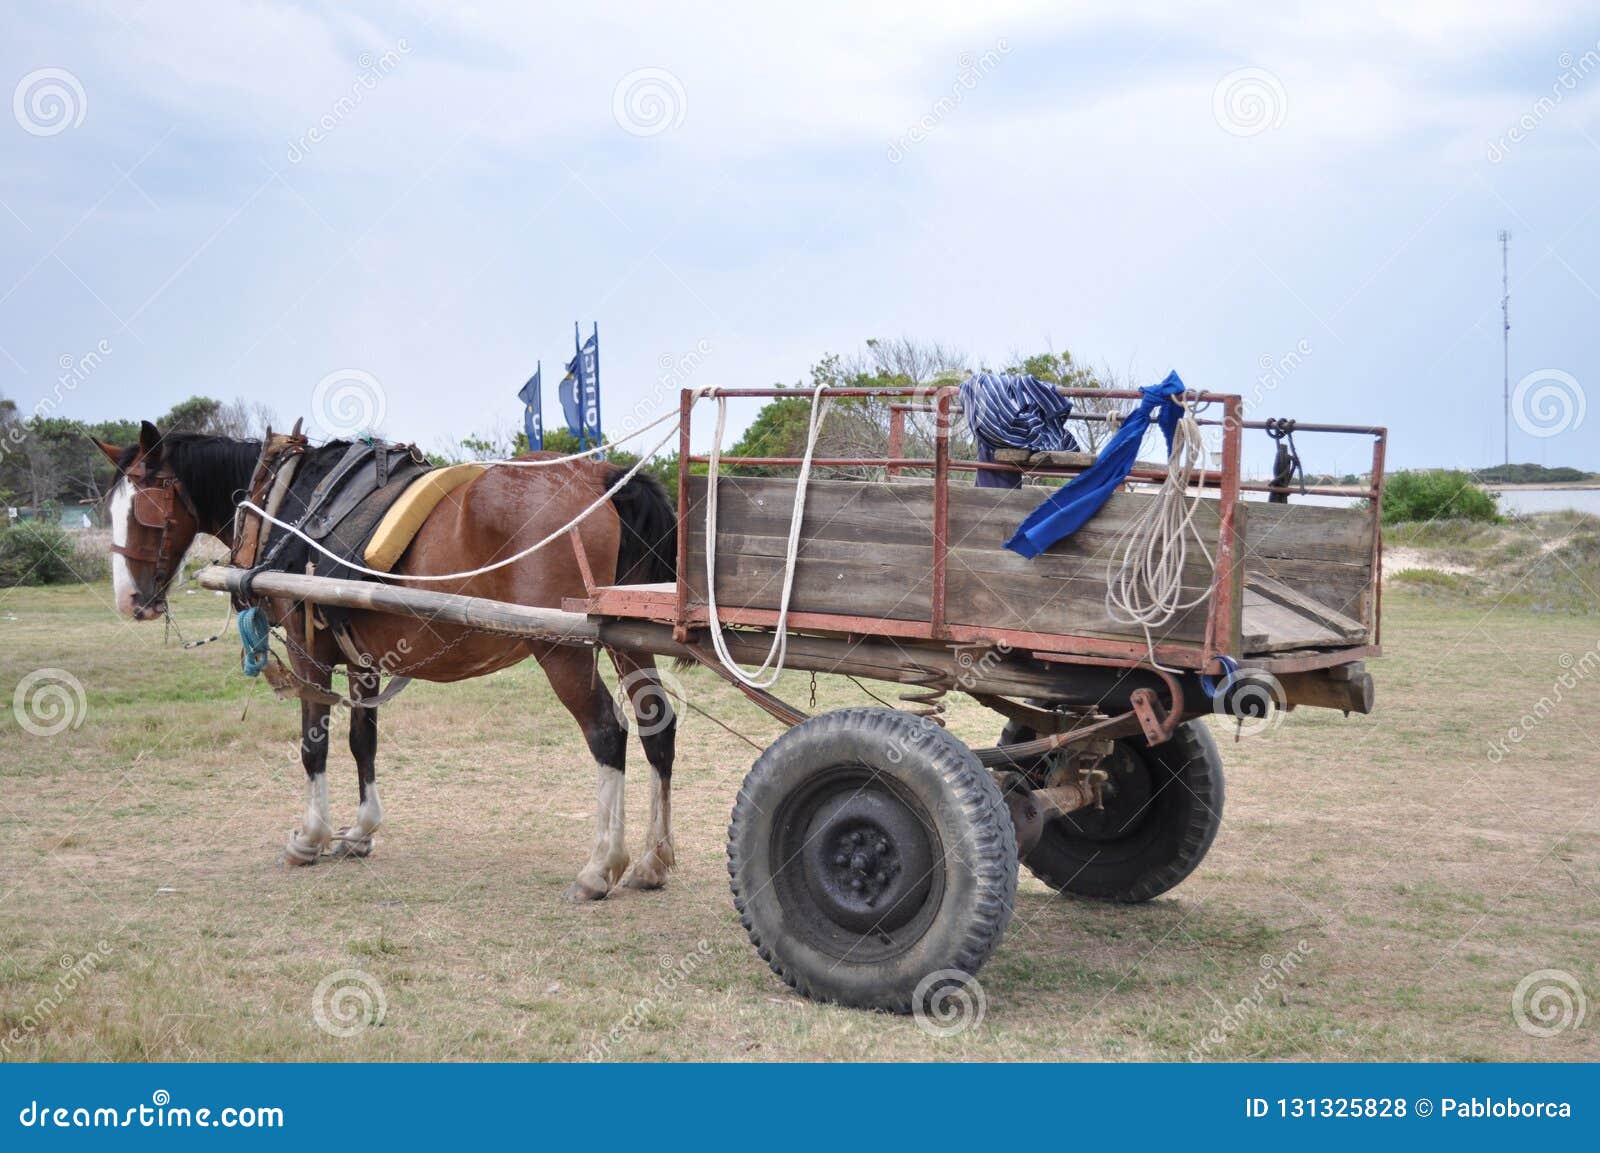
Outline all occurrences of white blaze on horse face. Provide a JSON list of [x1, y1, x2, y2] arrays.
[[108, 477, 138, 617]]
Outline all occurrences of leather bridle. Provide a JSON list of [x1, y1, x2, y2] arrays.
[[110, 463, 199, 616]]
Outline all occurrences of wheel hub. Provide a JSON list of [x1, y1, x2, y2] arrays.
[[801, 787, 934, 933]]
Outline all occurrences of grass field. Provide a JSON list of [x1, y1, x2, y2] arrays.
[[2, 572, 1597, 1062]]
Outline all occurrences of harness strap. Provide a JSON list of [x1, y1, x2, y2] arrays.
[[261, 655, 413, 710]]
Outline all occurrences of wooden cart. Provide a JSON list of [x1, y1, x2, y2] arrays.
[[205, 385, 1386, 1012]]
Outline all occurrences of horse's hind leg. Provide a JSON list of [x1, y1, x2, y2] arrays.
[[332, 668, 381, 860], [285, 694, 335, 866], [612, 652, 676, 891], [540, 646, 630, 901]]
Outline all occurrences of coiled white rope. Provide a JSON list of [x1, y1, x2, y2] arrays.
[[1103, 398, 1215, 671], [702, 382, 832, 688], [235, 417, 681, 583]]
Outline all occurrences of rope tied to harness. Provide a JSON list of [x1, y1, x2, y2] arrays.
[[233, 416, 681, 584]]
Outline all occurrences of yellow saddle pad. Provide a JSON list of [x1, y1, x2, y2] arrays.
[[363, 463, 489, 572]]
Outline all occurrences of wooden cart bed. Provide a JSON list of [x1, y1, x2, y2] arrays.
[[580, 474, 1379, 672]]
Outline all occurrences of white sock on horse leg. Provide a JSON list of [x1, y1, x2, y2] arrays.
[[574, 763, 628, 892], [351, 782, 382, 838], [305, 774, 331, 841], [287, 773, 332, 861]]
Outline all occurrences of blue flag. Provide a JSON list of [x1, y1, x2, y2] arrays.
[[578, 326, 601, 446], [558, 353, 583, 442], [518, 363, 543, 451]]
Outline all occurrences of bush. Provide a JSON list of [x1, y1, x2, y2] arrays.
[[1381, 470, 1500, 525], [0, 521, 92, 586]]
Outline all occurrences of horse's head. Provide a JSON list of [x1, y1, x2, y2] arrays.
[[97, 421, 201, 620]]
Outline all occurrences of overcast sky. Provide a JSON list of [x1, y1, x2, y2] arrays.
[[2, 1, 1597, 476]]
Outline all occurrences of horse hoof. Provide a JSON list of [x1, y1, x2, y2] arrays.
[[620, 867, 666, 890], [562, 880, 608, 902], [282, 830, 327, 867], [330, 828, 374, 860]]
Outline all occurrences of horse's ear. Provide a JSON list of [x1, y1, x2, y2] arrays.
[[95, 440, 123, 467], [138, 421, 162, 459]]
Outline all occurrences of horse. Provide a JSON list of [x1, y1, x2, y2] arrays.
[[97, 419, 680, 901]]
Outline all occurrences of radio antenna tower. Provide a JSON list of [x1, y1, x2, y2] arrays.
[[1499, 229, 1511, 467]]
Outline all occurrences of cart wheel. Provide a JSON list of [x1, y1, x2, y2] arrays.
[[999, 718, 1224, 902], [729, 707, 1016, 1012]]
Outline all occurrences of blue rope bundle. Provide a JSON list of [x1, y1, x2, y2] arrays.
[[238, 606, 271, 677]]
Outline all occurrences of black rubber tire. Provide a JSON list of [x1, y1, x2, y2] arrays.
[[1002, 718, 1224, 903], [729, 707, 1017, 1012]]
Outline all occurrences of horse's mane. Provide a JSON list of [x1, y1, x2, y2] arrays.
[[118, 434, 261, 530]]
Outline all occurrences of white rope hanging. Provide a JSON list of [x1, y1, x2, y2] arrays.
[[1102, 397, 1216, 671], [701, 382, 832, 689]]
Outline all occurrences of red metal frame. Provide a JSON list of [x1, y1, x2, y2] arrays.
[[642, 386, 1386, 677]]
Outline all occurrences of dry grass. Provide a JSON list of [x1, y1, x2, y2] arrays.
[[1, 578, 1597, 1062]]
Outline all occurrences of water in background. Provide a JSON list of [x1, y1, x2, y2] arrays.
[[1489, 488, 1600, 517], [1236, 486, 1600, 516]]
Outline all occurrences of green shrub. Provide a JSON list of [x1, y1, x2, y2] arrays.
[[1381, 470, 1500, 525], [0, 521, 88, 586]]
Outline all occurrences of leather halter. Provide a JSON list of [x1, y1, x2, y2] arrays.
[[109, 464, 198, 615]]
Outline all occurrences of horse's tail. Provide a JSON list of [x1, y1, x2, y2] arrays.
[[606, 467, 677, 585]]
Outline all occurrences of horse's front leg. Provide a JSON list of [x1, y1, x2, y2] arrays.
[[285, 694, 334, 865], [331, 667, 381, 860]]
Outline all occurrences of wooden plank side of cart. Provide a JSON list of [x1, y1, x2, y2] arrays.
[[670, 476, 1377, 662]]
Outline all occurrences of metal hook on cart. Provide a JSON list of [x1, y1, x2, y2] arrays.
[[1264, 418, 1306, 503]]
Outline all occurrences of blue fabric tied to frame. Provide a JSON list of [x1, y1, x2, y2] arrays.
[[958, 373, 1080, 490], [1004, 371, 1189, 558]]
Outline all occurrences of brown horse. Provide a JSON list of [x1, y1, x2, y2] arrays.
[[98, 420, 679, 900]]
